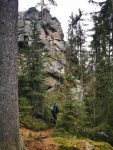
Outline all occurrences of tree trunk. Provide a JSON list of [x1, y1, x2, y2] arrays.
[[111, 0, 113, 9], [0, 0, 20, 149]]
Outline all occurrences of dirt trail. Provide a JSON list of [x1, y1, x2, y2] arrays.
[[20, 128, 58, 150]]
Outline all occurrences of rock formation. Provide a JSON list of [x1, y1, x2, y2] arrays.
[[18, 7, 66, 90]]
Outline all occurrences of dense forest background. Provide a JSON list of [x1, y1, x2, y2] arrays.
[[18, 0, 113, 149]]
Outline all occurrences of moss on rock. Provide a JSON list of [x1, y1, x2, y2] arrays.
[[53, 137, 113, 150], [59, 145, 79, 150]]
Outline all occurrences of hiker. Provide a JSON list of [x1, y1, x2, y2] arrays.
[[50, 103, 59, 124]]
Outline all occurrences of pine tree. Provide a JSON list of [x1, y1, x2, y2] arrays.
[[18, 19, 46, 120], [27, 20, 46, 119], [58, 9, 88, 135], [67, 9, 86, 84], [90, 0, 113, 134], [56, 82, 87, 135]]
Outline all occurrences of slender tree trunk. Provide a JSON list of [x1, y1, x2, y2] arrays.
[[41, 0, 45, 22], [93, 85, 96, 127], [0, 0, 20, 149], [111, 0, 113, 10]]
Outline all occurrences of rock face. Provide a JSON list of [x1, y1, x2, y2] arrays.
[[18, 7, 66, 90]]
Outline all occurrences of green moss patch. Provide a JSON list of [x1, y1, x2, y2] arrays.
[[89, 140, 113, 150], [59, 145, 79, 150], [53, 137, 113, 150]]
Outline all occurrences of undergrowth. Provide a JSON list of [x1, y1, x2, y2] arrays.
[[20, 113, 49, 131]]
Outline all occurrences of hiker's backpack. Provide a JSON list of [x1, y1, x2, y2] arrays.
[[53, 105, 59, 113]]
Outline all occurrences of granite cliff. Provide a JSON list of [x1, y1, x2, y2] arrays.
[[18, 7, 66, 91]]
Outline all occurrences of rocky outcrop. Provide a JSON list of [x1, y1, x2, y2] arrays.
[[18, 7, 66, 90]]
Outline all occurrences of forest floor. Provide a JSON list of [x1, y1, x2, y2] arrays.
[[20, 128, 59, 150], [20, 128, 113, 150]]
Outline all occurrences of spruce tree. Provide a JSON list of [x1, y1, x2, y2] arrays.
[[18, 19, 46, 120], [27, 20, 46, 119], [90, 0, 113, 135], [67, 9, 86, 84]]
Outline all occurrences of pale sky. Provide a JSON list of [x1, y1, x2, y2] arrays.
[[19, 0, 99, 40]]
